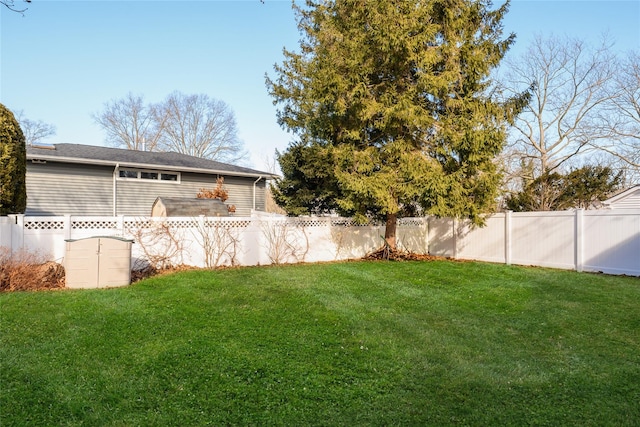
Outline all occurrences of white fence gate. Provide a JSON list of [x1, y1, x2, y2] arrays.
[[1, 210, 638, 276]]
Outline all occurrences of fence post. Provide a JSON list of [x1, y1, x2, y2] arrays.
[[505, 210, 512, 265], [425, 216, 431, 255], [452, 218, 458, 259], [575, 209, 584, 273], [423, 217, 429, 255], [11, 214, 25, 253], [118, 215, 125, 236], [64, 214, 72, 240]]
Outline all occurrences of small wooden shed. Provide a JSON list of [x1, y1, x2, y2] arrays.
[[151, 197, 229, 217]]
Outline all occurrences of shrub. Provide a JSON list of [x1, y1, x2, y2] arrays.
[[0, 103, 27, 215], [197, 177, 228, 202], [0, 247, 64, 291]]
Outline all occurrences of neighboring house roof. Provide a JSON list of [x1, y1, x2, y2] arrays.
[[601, 185, 640, 210], [26, 143, 277, 179]]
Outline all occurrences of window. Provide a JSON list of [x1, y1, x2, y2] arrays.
[[140, 171, 158, 180], [119, 170, 138, 179], [117, 168, 180, 183], [161, 173, 178, 181]]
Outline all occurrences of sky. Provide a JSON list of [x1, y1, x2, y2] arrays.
[[1, 0, 639, 171]]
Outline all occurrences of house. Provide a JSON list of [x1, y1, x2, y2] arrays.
[[25, 143, 277, 216], [600, 185, 640, 210]]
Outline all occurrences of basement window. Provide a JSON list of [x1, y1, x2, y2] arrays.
[[118, 168, 180, 183]]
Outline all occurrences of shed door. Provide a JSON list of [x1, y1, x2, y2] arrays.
[[98, 238, 132, 287], [65, 238, 100, 288]]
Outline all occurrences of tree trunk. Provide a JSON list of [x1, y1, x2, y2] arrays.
[[384, 213, 397, 250]]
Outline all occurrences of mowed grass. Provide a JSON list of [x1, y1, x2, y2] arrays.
[[1, 261, 639, 426]]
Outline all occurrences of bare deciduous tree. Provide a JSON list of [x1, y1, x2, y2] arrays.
[[15, 111, 56, 146], [155, 92, 247, 163], [92, 93, 163, 151], [94, 91, 247, 163], [595, 50, 640, 181], [499, 34, 618, 182]]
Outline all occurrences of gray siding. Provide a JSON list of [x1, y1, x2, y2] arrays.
[[26, 162, 114, 216], [26, 161, 268, 216], [116, 173, 266, 216], [115, 173, 203, 216]]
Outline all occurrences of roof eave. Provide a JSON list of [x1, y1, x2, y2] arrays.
[[26, 153, 278, 179]]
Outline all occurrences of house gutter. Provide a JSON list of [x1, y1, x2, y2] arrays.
[[253, 176, 263, 211], [113, 163, 120, 216]]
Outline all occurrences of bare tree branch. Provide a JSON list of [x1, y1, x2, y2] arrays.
[[593, 50, 640, 173], [1, 0, 30, 13], [15, 111, 56, 146], [94, 91, 248, 163], [154, 92, 247, 163], [92, 93, 163, 151], [499, 34, 618, 180]]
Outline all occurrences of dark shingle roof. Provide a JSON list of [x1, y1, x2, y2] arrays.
[[26, 143, 275, 178]]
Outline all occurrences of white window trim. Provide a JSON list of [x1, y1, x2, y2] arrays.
[[117, 168, 181, 184]]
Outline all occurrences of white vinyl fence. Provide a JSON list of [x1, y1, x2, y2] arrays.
[[428, 210, 639, 276], [1, 210, 638, 276], [0, 213, 427, 269]]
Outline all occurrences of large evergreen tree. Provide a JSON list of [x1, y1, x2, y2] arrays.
[[268, 0, 523, 249], [0, 103, 27, 215]]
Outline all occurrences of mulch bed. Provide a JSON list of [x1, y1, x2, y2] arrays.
[[363, 246, 445, 261]]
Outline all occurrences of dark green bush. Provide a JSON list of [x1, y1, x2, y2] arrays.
[[0, 103, 27, 215]]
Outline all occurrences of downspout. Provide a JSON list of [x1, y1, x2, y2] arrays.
[[113, 163, 120, 216], [253, 176, 263, 212]]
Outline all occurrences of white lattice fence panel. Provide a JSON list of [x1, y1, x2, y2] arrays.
[[330, 218, 354, 227], [204, 219, 252, 229], [166, 219, 198, 229], [24, 219, 64, 230], [124, 219, 152, 229], [289, 218, 328, 228], [398, 218, 427, 227], [72, 219, 118, 230], [330, 218, 379, 227]]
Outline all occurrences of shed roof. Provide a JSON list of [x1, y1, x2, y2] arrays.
[[26, 143, 276, 179], [151, 197, 230, 217]]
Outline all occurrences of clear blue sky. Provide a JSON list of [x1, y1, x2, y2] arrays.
[[2, 0, 638, 170]]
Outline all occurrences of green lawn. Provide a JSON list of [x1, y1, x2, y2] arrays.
[[1, 261, 639, 426]]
